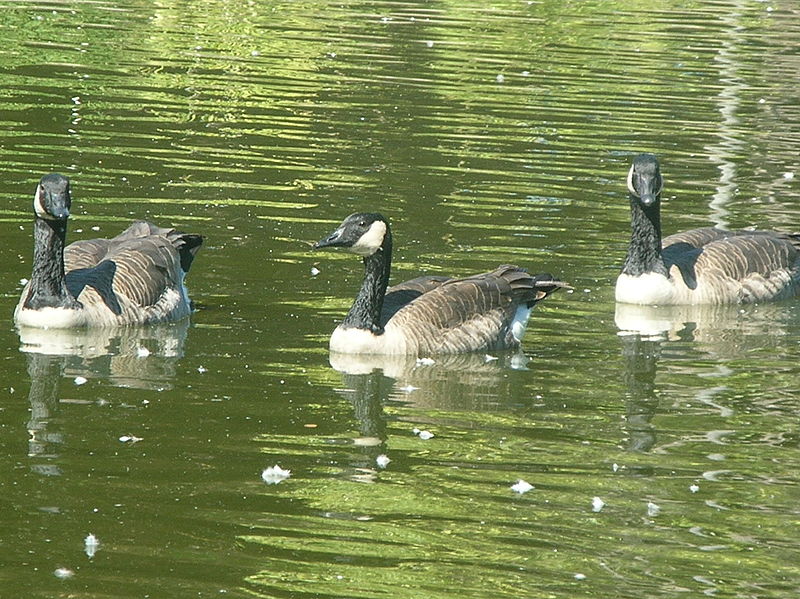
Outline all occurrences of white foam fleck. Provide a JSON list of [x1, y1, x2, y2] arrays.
[[54, 567, 74, 579], [510, 479, 534, 494], [262, 465, 291, 484], [84, 533, 100, 558]]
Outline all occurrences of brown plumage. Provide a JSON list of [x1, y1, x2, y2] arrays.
[[314, 213, 567, 355]]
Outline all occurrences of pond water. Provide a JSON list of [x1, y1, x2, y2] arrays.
[[1, 0, 799, 597]]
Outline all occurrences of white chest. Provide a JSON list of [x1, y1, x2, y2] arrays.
[[329, 325, 412, 355], [510, 305, 533, 343], [14, 305, 87, 329], [615, 272, 678, 305]]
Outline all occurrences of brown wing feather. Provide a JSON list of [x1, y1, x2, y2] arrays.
[[381, 275, 450, 326], [64, 239, 113, 270], [103, 237, 184, 307], [64, 220, 202, 310], [663, 226, 734, 248], [695, 234, 799, 275], [663, 227, 800, 301], [387, 265, 563, 353]]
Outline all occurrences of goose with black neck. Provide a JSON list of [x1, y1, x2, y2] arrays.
[[616, 153, 800, 305], [14, 173, 203, 329], [314, 212, 567, 355]]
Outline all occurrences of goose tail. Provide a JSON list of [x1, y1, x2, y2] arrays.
[[529, 273, 571, 305], [173, 232, 203, 273]]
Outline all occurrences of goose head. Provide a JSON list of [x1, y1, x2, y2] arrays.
[[34, 173, 72, 221], [627, 153, 663, 207], [314, 212, 391, 257]]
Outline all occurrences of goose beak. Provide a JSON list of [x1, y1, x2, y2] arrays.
[[49, 202, 70, 220], [35, 174, 72, 220], [634, 172, 660, 206], [639, 189, 657, 206], [34, 187, 70, 220], [313, 226, 345, 250]]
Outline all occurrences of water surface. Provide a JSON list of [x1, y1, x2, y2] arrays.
[[1, 0, 800, 597]]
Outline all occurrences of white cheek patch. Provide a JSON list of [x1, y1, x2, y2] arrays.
[[626, 165, 636, 195], [350, 220, 387, 256], [33, 184, 49, 218]]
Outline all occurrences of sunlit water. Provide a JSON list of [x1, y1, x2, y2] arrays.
[[1, 1, 799, 597]]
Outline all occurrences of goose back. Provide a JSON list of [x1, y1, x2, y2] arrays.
[[330, 265, 563, 355], [380, 275, 451, 325], [660, 229, 800, 303], [387, 266, 532, 354]]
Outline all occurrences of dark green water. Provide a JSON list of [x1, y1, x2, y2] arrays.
[[1, 1, 799, 597]]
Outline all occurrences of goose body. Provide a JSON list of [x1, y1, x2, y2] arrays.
[[616, 154, 800, 305], [314, 213, 566, 355], [14, 174, 203, 329]]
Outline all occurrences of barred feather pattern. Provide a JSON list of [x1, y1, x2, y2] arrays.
[[617, 154, 800, 306], [660, 227, 800, 304], [16, 220, 202, 327], [330, 265, 565, 355]]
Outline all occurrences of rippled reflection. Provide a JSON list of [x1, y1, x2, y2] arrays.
[[614, 301, 796, 347], [18, 320, 189, 389], [331, 350, 528, 410], [21, 322, 190, 475]]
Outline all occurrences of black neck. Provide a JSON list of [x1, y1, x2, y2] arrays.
[[341, 236, 392, 333], [23, 217, 80, 310], [622, 194, 668, 277]]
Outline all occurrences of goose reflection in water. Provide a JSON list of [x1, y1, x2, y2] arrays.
[[20, 321, 189, 473], [619, 335, 662, 454], [615, 300, 798, 455], [614, 301, 796, 348], [330, 350, 528, 410], [327, 351, 529, 481]]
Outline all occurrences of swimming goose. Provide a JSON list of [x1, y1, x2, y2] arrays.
[[616, 153, 800, 305], [313, 212, 567, 355], [14, 173, 203, 328]]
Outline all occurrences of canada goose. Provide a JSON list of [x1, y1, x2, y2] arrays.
[[313, 212, 567, 355], [616, 153, 800, 305], [14, 173, 203, 328]]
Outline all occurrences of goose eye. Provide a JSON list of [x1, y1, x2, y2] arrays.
[[359, 221, 366, 227]]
